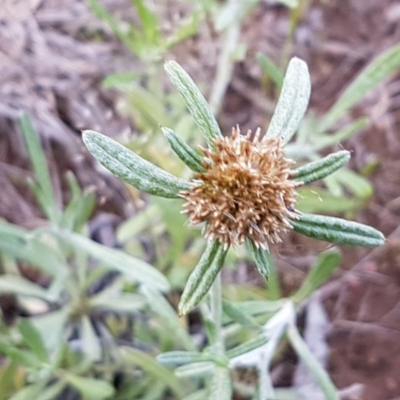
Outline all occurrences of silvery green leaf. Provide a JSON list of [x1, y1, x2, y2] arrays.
[[80, 316, 102, 362], [179, 241, 227, 315], [266, 57, 311, 144], [290, 213, 385, 247], [83, 130, 191, 198], [0, 275, 51, 300], [162, 127, 205, 173], [246, 239, 271, 278], [210, 367, 232, 400], [222, 300, 260, 330], [164, 61, 222, 148], [175, 362, 215, 378], [65, 374, 115, 400], [287, 323, 339, 400], [226, 333, 269, 359], [157, 351, 212, 367], [0, 223, 68, 278], [89, 292, 145, 314], [292, 150, 350, 184]]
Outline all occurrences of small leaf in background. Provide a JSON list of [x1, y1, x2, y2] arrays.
[[175, 362, 214, 379], [35, 381, 66, 400], [226, 333, 269, 359], [0, 223, 68, 278], [30, 307, 70, 358], [313, 118, 369, 151], [292, 150, 350, 184], [214, 0, 256, 31], [266, 57, 311, 144], [296, 187, 360, 214], [222, 300, 260, 330], [89, 291, 146, 315], [179, 241, 227, 315], [61, 171, 95, 232], [290, 212, 385, 247], [319, 42, 400, 132], [287, 324, 339, 400], [8, 383, 45, 400], [333, 168, 374, 198], [157, 351, 211, 367], [18, 319, 48, 362], [164, 61, 222, 148], [141, 286, 196, 351], [120, 347, 183, 398], [256, 52, 284, 89], [133, 0, 159, 46], [82, 130, 192, 198], [19, 113, 59, 223], [292, 249, 341, 304], [65, 374, 115, 400], [0, 275, 51, 300], [0, 340, 43, 369], [58, 231, 170, 291], [80, 316, 102, 362]]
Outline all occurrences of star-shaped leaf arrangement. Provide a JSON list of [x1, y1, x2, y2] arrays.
[[83, 58, 385, 315]]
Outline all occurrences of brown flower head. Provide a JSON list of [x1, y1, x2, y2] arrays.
[[180, 126, 301, 249]]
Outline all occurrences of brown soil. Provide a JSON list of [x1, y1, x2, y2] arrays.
[[1, 0, 400, 399]]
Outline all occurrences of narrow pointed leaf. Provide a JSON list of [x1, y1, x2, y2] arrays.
[[287, 324, 339, 400], [19, 113, 58, 222], [292, 150, 350, 184], [162, 127, 205, 172], [246, 239, 271, 278], [313, 118, 369, 151], [58, 230, 170, 291], [80, 316, 102, 361], [290, 213, 385, 247], [83, 130, 191, 198], [266, 57, 311, 144], [0, 275, 51, 300], [18, 319, 48, 362], [179, 241, 227, 315], [157, 351, 212, 367], [175, 362, 214, 378], [222, 300, 260, 330], [319, 42, 400, 132], [256, 52, 284, 89], [65, 375, 115, 400], [226, 333, 269, 359], [164, 61, 222, 147]]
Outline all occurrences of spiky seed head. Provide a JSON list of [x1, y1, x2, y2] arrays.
[[180, 126, 301, 249]]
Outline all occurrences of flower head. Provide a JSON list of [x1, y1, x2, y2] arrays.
[[181, 127, 301, 249]]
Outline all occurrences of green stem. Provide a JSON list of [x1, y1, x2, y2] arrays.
[[210, 272, 224, 356]]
